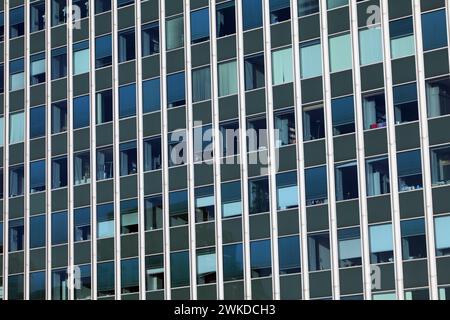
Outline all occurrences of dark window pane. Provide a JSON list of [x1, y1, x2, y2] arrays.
[[30, 106, 46, 139]]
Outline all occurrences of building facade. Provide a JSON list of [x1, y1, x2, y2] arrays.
[[0, 0, 450, 300]]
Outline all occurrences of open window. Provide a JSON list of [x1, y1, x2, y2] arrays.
[[335, 161, 359, 201], [195, 186, 215, 222], [366, 156, 390, 196], [397, 149, 423, 191], [426, 77, 450, 118], [332, 95, 355, 135], [303, 104, 325, 141], [274, 109, 296, 147], [431, 145, 450, 186], [394, 82, 418, 124], [363, 91, 386, 130]]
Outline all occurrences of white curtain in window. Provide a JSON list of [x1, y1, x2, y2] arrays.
[[73, 49, 89, 75], [97, 151, 106, 179], [391, 35, 414, 59], [10, 72, 24, 91], [329, 33, 352, 73], [369, 224, 393, 253], [359, 27, 383, 66], [426, 83, 442, 118], [303, 111, 311, 140], [275, 116, 289, 147], [300, 42, 322, 79], [192, 67, 211, 102], [218, 61, 237, 97], [31, 59, 45, 76], [74, 155, 83, 185], [120, 150, 129, 176], [363, 98, 377, 129], [10, 169, 19, 196], [166, 17, 184, 50], [272, 48, 293, 85], [9, 112, 24, 144], [435, 216, 450, 250], [52, 160, 61, 188]]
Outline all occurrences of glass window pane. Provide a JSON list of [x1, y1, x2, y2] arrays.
[[97, 262, 115, 297], [363, 91, 386, 129], [422, 9, 448, 51], [96, 89, 113, 124], [118, 28, 135, 62], [272, 47, 293, 85], [430, 145, 450, 186], [97, 203, 114, 239], [10, 112, 24, 144], [73, 95, 90, 129], [393, 82, 418, 124], [245, 54, 265, 90], [95, 34, 112, 68], [221, 181, 242, 218], [243, 0, 262, 30], [359, 27, 383, 65], [169, 190, 189, 226], [143, 78, 160, 113], [192, 67, 211, 102], [300, 40, 322, 78], [308, 232, 331, 271], [30, 106, 46, 139], [166, 16, 184, 50], [218, 60, 237, 97], [305, 166, 328, 205], [332, 95, 355, 135], [250, 239, 272, 278], [191, 8, 210, 44], [120, 199, 138, 234], [52, 211, 68, 245], [279, 236, 301, 274], [30, 160, 46, 193], [30, 215, 45, 249], [197, 248, 216, 284], [145, 195, 163, 231], [170, 251, 190, 288], [145, 254, 164, 291], [144, 137, 162, 171], [435, 215, 450, 256], [121, 258, 139, 293], [397, 149, 423, 192], [369, 223, 394, 264], [338, 228, 361, 267], [30, 271, 46, 300], [366, 157, 390, 196], [248, 177, 270, 214], [195, 186, 215, 223], [119, 83, 136, 118], [390, 18, 415, 59], [74, 207, 91, 242], [167, 72, 186, 107], [426, 77, 450, 118], [73, 41, 90, 75], [329, 33, 352, 73], [217, 1, 236, 37], [401, 218, 427, 260], [142, 22, 160, 56], [276, 171, 299, 210]]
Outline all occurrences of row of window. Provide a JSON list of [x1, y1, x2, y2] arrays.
[[2, 212, 450, 298]]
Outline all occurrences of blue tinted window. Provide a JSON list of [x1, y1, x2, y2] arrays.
[[30, 106, 45, 138], [121, 258, 139, 293], [223, 243, 244, 281], [332, 95, 355, 135], [51, 47, 67, 80], [30, 271, 46, 300], [250, 239, 272, 278], [171, 251, 190, 288], [30, 215, 45, 249], [97, 203, 114, 239], [270, 0, 290, 23], [422, 9, 448, 51], [279, 236, 301, 274], [191, 8, 210, 44], [143, 78, 160, 113], [95, 34, 112, 68], [243, 0, 262, 30], [52, 211, 68, 245], [30, 160, 46, 193], [97, 261, 115, 297], [74, 207, 91, 242], [298, 0, 319, 16], [9, 219, 24, 251], [142, 22, 160, 56], [119, 83, 136, 118], [217, 1, 236, 37], [10, 6, 24, 38], [167, 72, 186, 107], [73, 95, 90, 129], [305, 166, 327, 205]]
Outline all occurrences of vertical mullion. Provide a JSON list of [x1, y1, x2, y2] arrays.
[[23, 0, 31, 300], [89, 0, 98, 300], [235, 0, 252, 300], [349, 0, 373, 300], [2, 0, 9, 301], [66, 0, 75, 301], [184, 0, 197, 300], [261, 0, 280, 300], [111, 0, 121, 300], [290, 0, 310, 300], [412, 0, 439, 300], [159, 0, 172, 300], [45, 0, 53, 301], [380, 0, 405, 300], [209, 0, 225, 300], [135, 0, 146, 300], [318, 0, 341, 300]]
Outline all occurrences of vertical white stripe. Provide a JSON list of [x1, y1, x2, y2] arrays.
[[380, 0, 405, 300], [290, 0, 310, 300], [318, 0, 341, 300], [235, 0, 252, 300], [412, 0, 438, 300], [349, 0, 373, 300], [261, 0, 281, 300]]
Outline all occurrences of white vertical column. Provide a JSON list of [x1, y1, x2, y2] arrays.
[[111, 0, 122, 300], [380, 0, 404, 300], [135, 0, 147, 300], [261, 0, 280, 300], [184, 0, 198, 300], [349, 0, 372, 300], [66, 0, 75, 301], [2, 0, 9, 300], [412, 0, 438, 300], [318, 0, 340, 300], [209, 0, 225, 300], [235, 0, 252, 300], [44, 0, 53, 301], [23, 0, 30, 300], [159, 0, 172, 300], [290, 0, 310, 300], [88, 0, 98, 300]]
